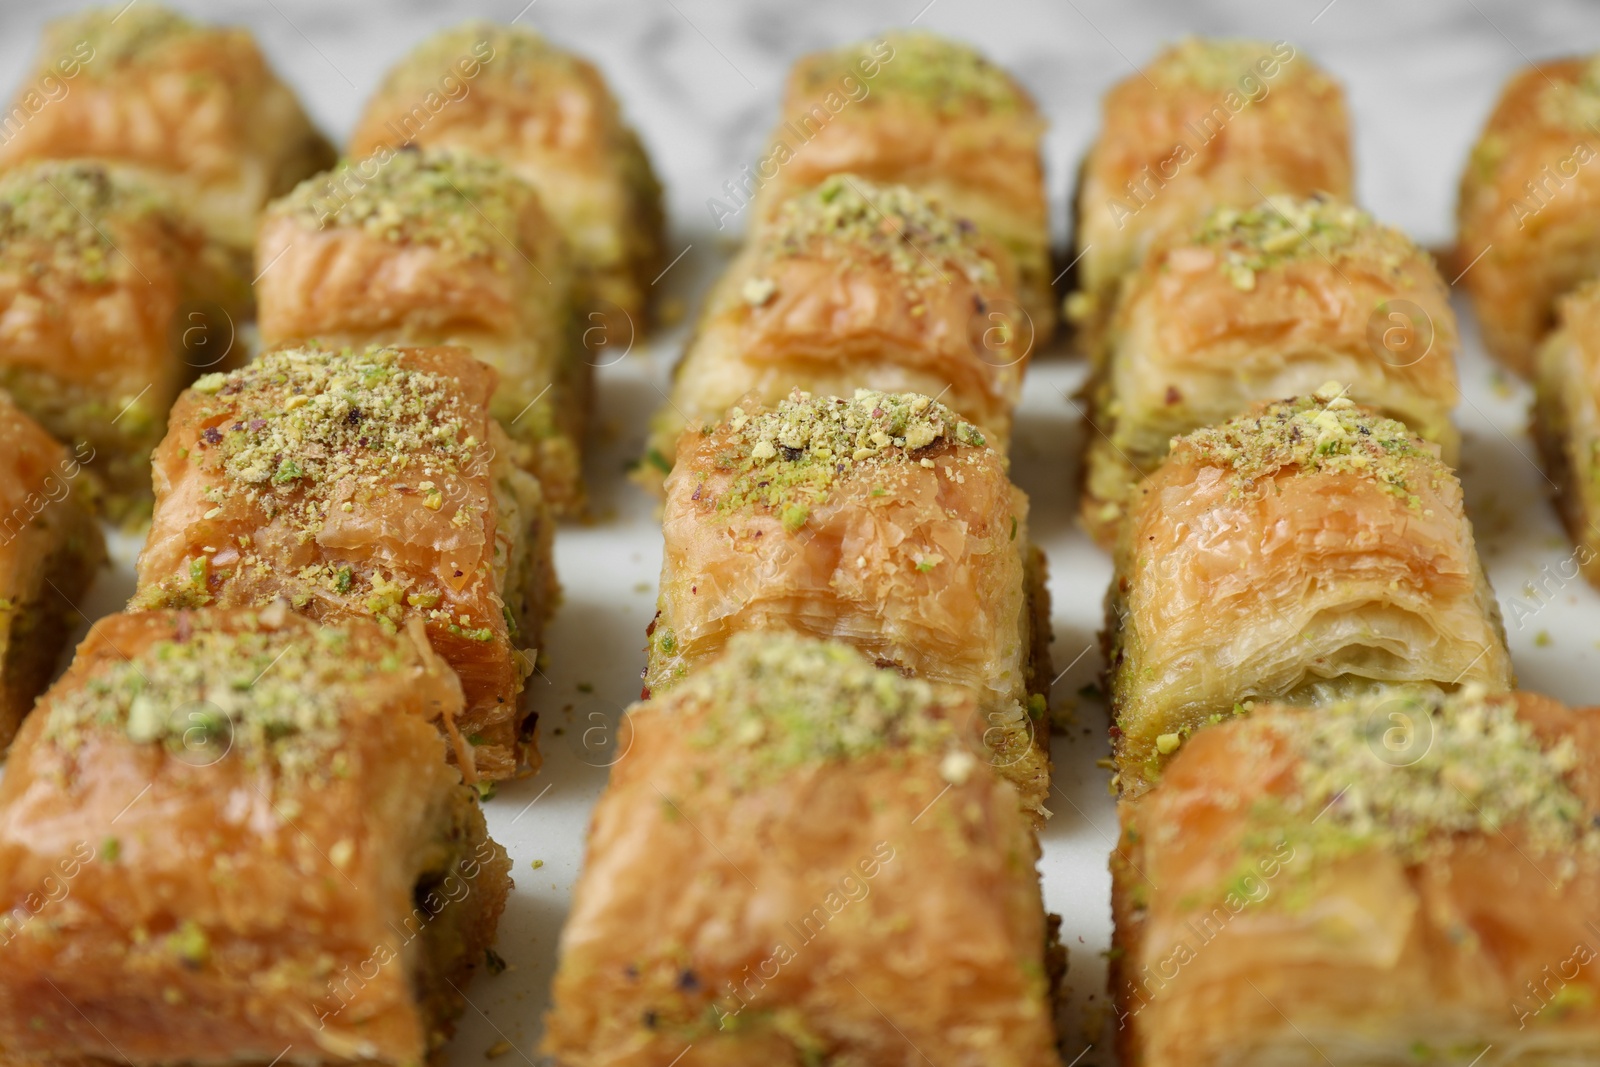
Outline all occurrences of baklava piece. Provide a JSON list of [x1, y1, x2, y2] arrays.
[[0, 608, 512, 1065], [749, 32, 1054, 340], [1112, 689, 1600, 1066], [0, 160, 246, 517], [1534, 279, 1600, 586], [545, 632, 1061, 1067], [0, 3, 335, 255], [1106, 394, 1512, 794], [1071, 38, 1351, 354], [0, 392, 104, 750], [133, 343, 557, 781], [349, 21, 665, 340], [258, 148, 587, 515], [1457, 52, 1600, 375], [648, 388, 1052, 820], [641, 174, 1028, 492], [1082, 196, 1460, 547]]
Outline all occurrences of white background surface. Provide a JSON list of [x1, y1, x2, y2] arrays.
[[3, 1, 1600, 1063]]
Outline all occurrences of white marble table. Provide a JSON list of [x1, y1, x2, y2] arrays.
[[1, 2, 1598, 1064]]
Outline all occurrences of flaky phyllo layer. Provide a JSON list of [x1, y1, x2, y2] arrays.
[[546, 632, 1060, 1066], [652, 388, 1052, 819], [1081, 194, 1461, 546], [1112, 688, 1600, 1067], [0, 609, 511, 1065], [1107, 392, 1511, 793], [642, 173, 1027, 492], [259, 148, 587, 513], [135, 343, 555, 780], [349, 21, 666, 336]]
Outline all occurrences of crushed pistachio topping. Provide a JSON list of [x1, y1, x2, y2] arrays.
[[677, 632, 966, 775], [1266, 687, 1591, 863], [1539, 53, 1600, 129], [48, 4, 200, 72], [0, 162, 161, 284], [382, 21, 578, 95], [1172, 390, 1432, 499], [1147, 37, 1291, 90], [1193, 196, 1391, 290], [763, 174, 998, 288], [178, 344, 487, 539], [802, 32, 1024, 113], [41, 618, 410, 778], [705, 388, 986, 523], [275, 148, 530, 259]]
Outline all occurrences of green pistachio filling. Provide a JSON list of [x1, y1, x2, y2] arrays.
[[181, 344, 485, 538], [275, 148, 530, 259], [384, 21, 579, 94], [705, 388, 986, 524], [761, 174, 998, 288], [1539, 53, 1600, 129], [677, 632, 962, 776], [1192, 196, 1392, 290], [0, 162, 161, 284], [42, 619, 409, 777], [1146, 37, 1288, 90], [1172, 389, 1432, 500], [801, 31, 1023, 113], [1266, 688, 1591, 864], [49, 4, 200, 72]]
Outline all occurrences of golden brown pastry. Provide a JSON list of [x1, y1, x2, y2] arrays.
[[641, 174, 1029, 492], [647, 389, 1052, 821], [258, 148, 587, 515], [0, 607, 512, 1065], [349, 21, 665, 341], [1112, 688, 1600, 1067], [545, 632, 1062, 1067], [746, 32, 1054, 340], [1081, 195, 1461, 547], [0, 160, 247, 518], [1106, 394, 1512, 795], [1457, 53, 1600, 376], [132, 343, 557, 782], [1534, 279, 1600, 587], [1071, 38, 1352, 353], [0, 392, 104, 750], [0, 4, 335, 255]]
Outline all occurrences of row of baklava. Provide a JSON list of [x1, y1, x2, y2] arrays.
[[0, 337, 562, 1060], [545, 35, 1073, 1066], [0, 6, 667, 521], [1064, 39, 1600, 1066], [1457, 52, 1600, 588], [0, 6, 680, 1062], [1094, 361, 1600, 1064]]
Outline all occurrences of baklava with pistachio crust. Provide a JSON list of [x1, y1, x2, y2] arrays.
[[1106, 394, 1512, 795], [1071, 38, 1351, 354], [0, 4, 335, 255], [545, 632, 1062, 1067], [349, 21, 665, 341], [0, 392, 105, 750], [0, 161, 248, 519], [0, 608, 513, 1066], [1534, 280, 1600, 587], [750, 32, 1054, 341], [133, 344, 557, 782], [641, 174, 1028, 493], [1081, 196, 1460, 548], [257, 148, 587, 515], [648, 388, 1053, 821], [1112, 689, 1600, 1067], [1458, 53, 1600, 376]]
